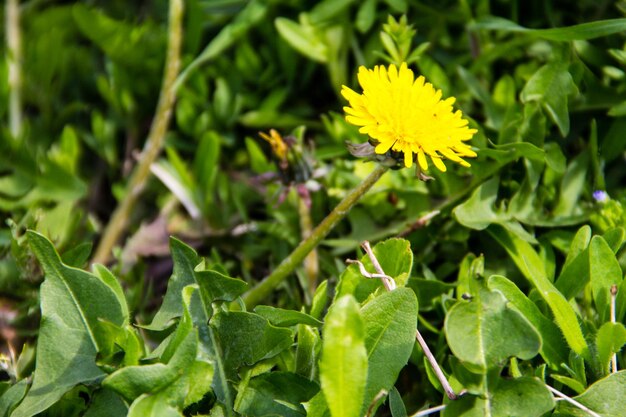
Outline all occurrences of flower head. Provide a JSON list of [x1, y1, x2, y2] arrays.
[[342, 63, 477, 171]]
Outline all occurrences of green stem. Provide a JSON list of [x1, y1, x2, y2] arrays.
[[6, 0, 22, 138], [92, 0, 184, 264], [242, 164, 389, 308]]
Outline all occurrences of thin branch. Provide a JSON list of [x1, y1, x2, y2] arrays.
[[92, 0, 184, 264], [547, 385, 601, 417], [350, 241, 461, 400], [410, 404, 446, 417]]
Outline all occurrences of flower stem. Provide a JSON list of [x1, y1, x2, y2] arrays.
[[241, 164, 389, 308], [92, 0, 184, 264], [6, 0, 22, 138]]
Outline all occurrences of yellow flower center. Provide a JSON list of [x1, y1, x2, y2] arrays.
[[342, 63, 477, 171]]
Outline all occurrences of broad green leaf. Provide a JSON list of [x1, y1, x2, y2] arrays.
[[488, 275, 568, 368], [234, 372, 319, 417], [488, 225, 590, 360], [555, 229, 591, 300], [472, 16, 626, 41], [589, 236, 623, 320], [127, 396, 182, 417], [72, 4, 163, 67], [557, 371, 626, 416], [407, 277, 456, 311], [275, 17, 328, 63], [319, 296, 367, 417], [60, 242, 92, 268], [106, 286, 213, 411], [389, 387, 408, 417], [147, 239, 244, 330], [295, 324, 320, 379], [553, 152, 589, 217], [361, 288, 418, 412], [92, 264, 129, 324], [211, 311, 293, 378], [443, 377, 554, 417], [309, 0, 357, 24], [453, 177, 537, 243], [196, 269, 248, 303], [0, 380, 28, 417], [596, 323, 626, 375], [12, 231, 125, 417], [603, 227, 626, 253], [147, 238, 202, 330], [303, 391, 330, 417], [550, 374, 586, 395], [175, 0, 268, 88], [83, 388, 128, 417], [445, 289, 541, 369], [521, 62, 577, 137], [310, 280, 329, 320], [254, 306, 322, 327], [453, 176, 500, 230], [335, 238, 413, 302], [355, 0, 377, 33]]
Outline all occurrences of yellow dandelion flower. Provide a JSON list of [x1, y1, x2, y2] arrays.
[[259, 129, 288, 161], [342, 63, 478, 171]]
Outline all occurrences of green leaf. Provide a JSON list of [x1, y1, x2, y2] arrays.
[[453, 177, 537, 243], [197, 269, 248, 303], [336, 238, 413, 302], [407, 277, 456, 311], [472, 16, 626, 41], [557, 371, 626, 416], [445, 289, 541, 369], [11, 231, 126, 417], [596, 323, 626, 375], [275, 17, 328, 63], [60, 242, 92, 268], [0, 380, 28, 417], [355, 0, 377, 33], [254, 306, 322, 327], [453, 176, 500, 230], [389, 387, 407, 417], [555, 227, 592, 299], [445, 377, 554, 417], [361, 288, 418, 412], [319, 296, 368, 417], [309, 0, 357, 24], [73, 4, 163, 69], [234, 372, 319, 417], [147, 238, 199, 328], [175, 0, 268, 88], [603, 227, 626, 253], [488, 275, 568, 368], [105, 286, 213, 410], [295, 324, 320, 379], [127, 396, 182, 417], [310, 280, 329, 320], [211, 311, 293, 379], [488, 225, 590, 360], [521, 62, 577, 137], [553, 152, 589, 217], [589, 236, 623, 320], [83, 388, 128, 417]]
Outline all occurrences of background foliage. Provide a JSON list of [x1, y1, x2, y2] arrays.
[[1, 0, 626, 416]]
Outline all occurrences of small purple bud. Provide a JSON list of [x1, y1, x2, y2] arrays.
[[593, 190, 609, 203]]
